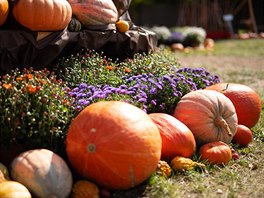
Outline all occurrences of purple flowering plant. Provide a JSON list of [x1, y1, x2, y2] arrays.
[[69, 67, 220, 114]]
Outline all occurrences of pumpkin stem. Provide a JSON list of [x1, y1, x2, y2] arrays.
[[214, 116, 232, 136], [222, 83, 229, 92]]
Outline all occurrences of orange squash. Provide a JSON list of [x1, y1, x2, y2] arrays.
[[66, 101, 162, 190], [71, 180, 100, 198], [0, 0, 8, 26], [12, 0, 72, 31], [206, 83, 262, 128], [149, 113, 196, 161], [173, 90, 238, 146], [116, 20, 130, 33], [0, 181, 32, 198], [11, 149, 73, 198], [232, 124, 253, 147], [68, 0, 118, 26], [199, 141, 232, 165]]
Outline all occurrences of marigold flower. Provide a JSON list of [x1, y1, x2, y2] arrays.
[[2, 83, 12, 89], [16, 76, 23, 81], [27, 84, 37, 93], [124, 67, 131, 73], [25, 74, 34, 80], [106, 65, 113, 71]]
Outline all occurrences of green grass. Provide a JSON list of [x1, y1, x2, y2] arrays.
[[112, 38, 264, 198], [213, 39, 264, 57]]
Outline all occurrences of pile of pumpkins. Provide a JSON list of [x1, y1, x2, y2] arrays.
[[0, 82, 262, 197], [0, 0, 130, 35]]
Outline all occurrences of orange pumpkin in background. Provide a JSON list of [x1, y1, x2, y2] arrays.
[[66, 101, 162, 190], [0, 0, 8, 26], [12, 0, 72, 31], [173, 89, 238, 146], [149, 113, 196, 162], [199, 141, 232, 165], [206, 83, 262, 128]]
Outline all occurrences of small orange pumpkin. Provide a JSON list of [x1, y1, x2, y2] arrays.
[[232, 124, 253, 147], [173, 90, 238, 146], [149, 113, 196, 161], [116, 20, 130, 33], [71, 180, 99, 198], [0, 0, 8, 26], [12, 0, 72, 31], [199, 141, 232, 165], [66, 101, 162, 190], [206, 83, 262, 128]]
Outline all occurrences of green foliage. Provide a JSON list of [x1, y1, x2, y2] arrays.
[[0, 68, 74, 153], [53, 49, 180, 88]]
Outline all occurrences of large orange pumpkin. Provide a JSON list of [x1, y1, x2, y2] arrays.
[[173, 90, 238, 146], [206, 83, 262, 128], [66, 101, 162, 190], [68, 0, 118, 27], [199, 141, 232, 165], [11, 149, 73, 198], [0, 0, 8, 26], [149, 113, 196, 162], [12, 0, 72, 31]]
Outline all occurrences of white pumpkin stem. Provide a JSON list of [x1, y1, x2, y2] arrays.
[[215, 116, 232, 136]]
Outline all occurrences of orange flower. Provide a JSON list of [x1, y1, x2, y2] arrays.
[[124, 67, 131, 73], [16, 76, 23, 81], [27, 84, 37, 93], [25, 74, 33, 80], [2, 83, 12, 89], [106, 65, 113, 71]]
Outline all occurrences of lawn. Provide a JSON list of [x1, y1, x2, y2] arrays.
[[114, 38, 264, 198]]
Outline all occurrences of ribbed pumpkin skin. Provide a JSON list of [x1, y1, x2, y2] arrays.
[[11, 149, 73, 198], [0, 181, 32, 198], [68, 0, 118, 26], [0, 0, 8, 26], [199, 141, 232, 165], [173, 90, 238, 146], [71, 180, 100, 198], [66, 101, 162, 190], [206, 83, 262, 128], [12, 0, 72, 31], [149, 113, 196, 162]]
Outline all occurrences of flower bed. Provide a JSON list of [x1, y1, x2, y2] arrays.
[[0, 49, 220, 155]]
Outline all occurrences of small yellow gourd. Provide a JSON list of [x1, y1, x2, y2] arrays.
[[0, 181, 32, 198], [116, 20, 130, 33], [71, 180, 100, 198], [170, 156, 205, 171], [156, 160, 172, 178], [0, 162, 10, 182]]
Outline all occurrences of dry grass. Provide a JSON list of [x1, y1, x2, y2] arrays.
[[170, 39, 264, 198]]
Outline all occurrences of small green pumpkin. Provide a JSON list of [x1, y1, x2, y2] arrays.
[[68, 17, 82, 32]]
